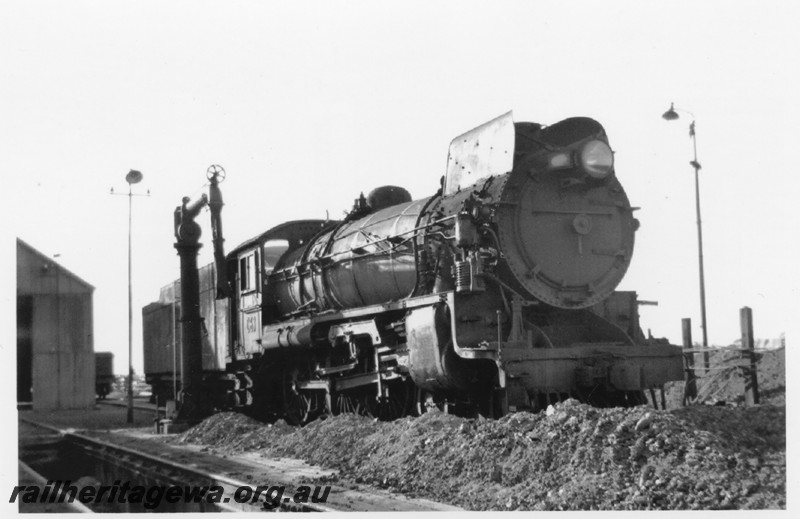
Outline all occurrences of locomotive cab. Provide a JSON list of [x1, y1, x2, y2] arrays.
[[227, 220, 338, 361]]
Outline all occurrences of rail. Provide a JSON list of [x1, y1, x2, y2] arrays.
[[18, 460, 94, 513]]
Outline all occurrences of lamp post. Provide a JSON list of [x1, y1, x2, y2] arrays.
[[662, 103, 709, 371], [111, 170, 149, 423]]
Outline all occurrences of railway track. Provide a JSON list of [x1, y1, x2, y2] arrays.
[[19, 416, 459, 512], [95, 398, 157, 412]]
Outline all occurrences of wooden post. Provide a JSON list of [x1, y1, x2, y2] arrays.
[[741, 307, 760, 405], [682, 318, 697, 405]]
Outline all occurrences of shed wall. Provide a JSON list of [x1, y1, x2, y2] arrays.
[[17, 240, 96, 410]]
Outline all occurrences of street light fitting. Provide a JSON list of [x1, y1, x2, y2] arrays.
[[126, 169, 143, 185], [662, 102, 680, 121]]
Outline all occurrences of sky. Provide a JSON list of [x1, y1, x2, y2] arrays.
[[3, 0, 798, 379]]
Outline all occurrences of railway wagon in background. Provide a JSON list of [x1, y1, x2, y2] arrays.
[[95, 352, 114, 399], [142, 263, 228, 405]]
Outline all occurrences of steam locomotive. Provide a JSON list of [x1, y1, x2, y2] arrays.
[[143, 112, 684, 423]]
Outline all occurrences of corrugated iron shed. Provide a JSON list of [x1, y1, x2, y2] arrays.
[[17, 238, 95, 410]]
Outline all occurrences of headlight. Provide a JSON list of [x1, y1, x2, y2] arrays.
[[580, 140, 614, 179], [547, 152, 572, 170], [545, 139, 614, 180]]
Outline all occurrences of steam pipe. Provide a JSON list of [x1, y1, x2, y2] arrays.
[[208, 173, 229, 299]]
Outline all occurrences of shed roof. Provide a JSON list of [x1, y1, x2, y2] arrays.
[[17, 238, 95, 293]]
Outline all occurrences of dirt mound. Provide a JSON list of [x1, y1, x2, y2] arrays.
[[178, 401, 785, 510], [179, 412, 263, 444], [662, 347, 785, 408], [694, 347, 785, 405]]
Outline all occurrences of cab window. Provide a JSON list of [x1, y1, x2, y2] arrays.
[[239, 250, 259, 293]]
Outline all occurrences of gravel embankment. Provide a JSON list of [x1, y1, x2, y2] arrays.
[[179, 401, 784, 510], [177, 347, 785, 510]]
